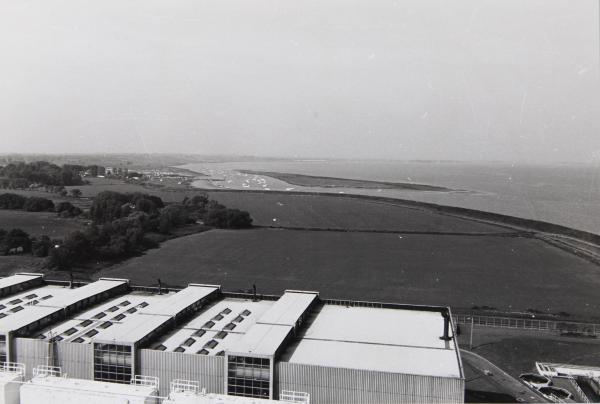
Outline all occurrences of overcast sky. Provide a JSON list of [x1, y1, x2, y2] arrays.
[[0, 0, 599, 162]]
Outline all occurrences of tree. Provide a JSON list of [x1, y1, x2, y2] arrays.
[[70, 188, 82, 198], [31, 235, 52, 257], [1, 228, 32, 254], [158, 204, 189, 234], [23, 197, 55, 212], [56, 201, 82, 218], [0, 193, 27, 209], [204, 206, 253, 229], [90, 191, 131, 224]]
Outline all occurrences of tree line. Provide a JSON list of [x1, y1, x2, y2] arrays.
[[0, 193, 82, 217], [50, 191, 252, 269], [0, 161, 86, 189]]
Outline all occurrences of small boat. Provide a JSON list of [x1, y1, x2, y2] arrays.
[[538, 386, 573, 402], [519, 373, 551, 389]]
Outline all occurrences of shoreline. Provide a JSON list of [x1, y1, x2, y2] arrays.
[[176, 164, 600, 245], [238, 170, 458, 192], [197, 187, 600, 247]]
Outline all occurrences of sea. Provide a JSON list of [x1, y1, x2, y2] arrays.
[[180, 160, 600, 235]]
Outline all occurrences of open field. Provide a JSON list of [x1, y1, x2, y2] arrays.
[[0, 255, 45, 275], [461, 329, 600, 377], [59, 178, 514, 233], [99, 228, 600, 320], [206, 191, 510, 233], [0, 209, 85, 238]]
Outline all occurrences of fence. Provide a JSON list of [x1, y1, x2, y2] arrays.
[[453, 314, 600, 336]]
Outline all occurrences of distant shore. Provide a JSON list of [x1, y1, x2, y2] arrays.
[[239, 170, 458, 192]]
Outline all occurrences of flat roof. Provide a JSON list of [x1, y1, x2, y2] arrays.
[[228, 323, 292, 357], [256, 291, 317, 326], [280, 305, 460, 378], [284, 339, 461, 377], [0, 371, 22, 384], [0, 273, 43, 291], [0, 285, 73, 333], [38, 292, 168, 343], [153, 298, 274, 355], [36, 279, 127, 308], [25, 375, 157, 397], [94, 314, 172, 345], [139, 284, 219, 316], [165, 391, 287, 403], [92, 285, 219, 345], [0, 280, 128, 334]]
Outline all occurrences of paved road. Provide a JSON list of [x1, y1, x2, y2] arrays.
[[461, 349, 549, 403]]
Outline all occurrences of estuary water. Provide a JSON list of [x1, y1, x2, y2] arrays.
[[180, 160, 600, 235]]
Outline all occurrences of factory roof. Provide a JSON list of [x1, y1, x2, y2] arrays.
[[38, 292, 168, 343], [153, 298, 274, 355], [35, 278, 128, 309], [222, 291, 317, 357], [0, 279, 127, 334], [165, 391, 285, 403], [139, 284, 220, 316], [0, 285, 76, 333], [255, 291, 317, 326], [0, 273, 43, 292], [228, 323, 293, 357], [92, 284, 220, 345], [24, 375, 157, 398], [281, 305, 461, 378]]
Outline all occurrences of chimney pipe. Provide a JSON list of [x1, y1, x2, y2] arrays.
[[69, 273, 74, 289], [440, 311, 452, 341], [158, 278, 162, 295], [252, 284, 257, 302]]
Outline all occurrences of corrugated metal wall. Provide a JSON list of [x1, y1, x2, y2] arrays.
[[55, 342, 93, 379], [14, 338, 93, 380], [14, 337, 49, 379], [139, 349, 225, 396], [276, 362, 465, 404]]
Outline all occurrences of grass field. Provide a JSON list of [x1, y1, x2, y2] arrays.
[[462, 330, 600, 377], [0, 255, 45, 276], [99, 228, 600, 320], [206, 191, 510, 233], [0, 210, 84, 238], [62, 178, 513, 233]]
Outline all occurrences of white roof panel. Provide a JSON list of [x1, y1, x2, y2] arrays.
[[301, 305, 453, 349], [38, 293, 167, 342], [280, 304, 461, 378], [228, 323, 292, 357], [93, 313, 171, 345], [257, 291, 317, 326], [37, 279, 127, 308], [0, 305, 62, 333], [0, 273, 43, 291], [284, 339, 461, 378], [26, 375, 157, 396], [155, 298, 274, 353], [91, 285, 218, 345], [139, 285, 219, 316]]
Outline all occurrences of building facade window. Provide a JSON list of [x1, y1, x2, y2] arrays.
[[93, 343, 133, 384], [0, 335, 6, 363], [227, 356, 270, 399]]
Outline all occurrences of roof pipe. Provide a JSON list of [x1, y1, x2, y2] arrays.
[[440, 311, 453, 341]]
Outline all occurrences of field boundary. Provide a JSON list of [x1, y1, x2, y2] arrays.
[[253, 225, 531, 237], [453, 314, 600, 336], [203, 188, 600, 244]]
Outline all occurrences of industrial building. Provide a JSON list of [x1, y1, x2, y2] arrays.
[[0, 273, 464, 403]]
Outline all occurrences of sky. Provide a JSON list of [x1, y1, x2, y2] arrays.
[[0, 0, 599, 163]]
